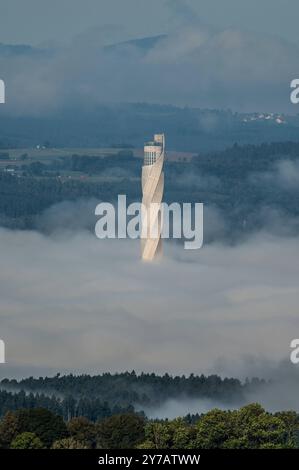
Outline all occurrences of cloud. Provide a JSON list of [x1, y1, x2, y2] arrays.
[[141, 397, 240, 420], [0, 225, 298, 385], [35, 198, 100, 234], [175, 168, 220, 190], [142, 359, 299, 417], [1, 23, 299, 115], [256, 159, 299, 191], [165, 0, 202, 27]]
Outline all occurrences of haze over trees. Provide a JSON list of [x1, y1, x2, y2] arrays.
[[1, 141, 299, 242], [0, 371, 267, 425], [1, 104, 299, 151]]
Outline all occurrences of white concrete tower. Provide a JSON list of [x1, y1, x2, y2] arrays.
[[141, 133, 165, 261]]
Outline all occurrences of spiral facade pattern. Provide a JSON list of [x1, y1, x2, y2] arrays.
[[141, 134, 165, 261]]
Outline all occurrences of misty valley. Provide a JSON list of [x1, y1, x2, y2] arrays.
[[1, 137, 299, 440], [2, 0, 299, 457]]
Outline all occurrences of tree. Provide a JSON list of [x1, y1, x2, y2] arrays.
[[139, 419, 194, 449], [11, 432, 43, 449], [0, 411, 20, 448], [67, 417, 96, 448], [239, 412, 290, 449], [52, 437, 88, 449], [138, 422, 171, 449], [171, 418, 195, 449], [96, 413, 145, 449], [275, 411, 299, 446], [193, 409, 234, 449], [15, 408, 68, 448], [231, 404, 292, 449], [193, 404, 294, 449]]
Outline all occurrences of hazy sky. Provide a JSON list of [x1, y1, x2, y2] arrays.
[[1, 0, 299, 46]]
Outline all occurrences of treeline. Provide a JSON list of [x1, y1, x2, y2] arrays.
[[0, 404, 298, 449], [139, 404, 299, 449], [1, 104, 299, 151], [71, 151, 138, 174], [0, 172, 139, 222], [17, 150, 138, 176], [1, 372, 264, 409], [1, 140, 299, 237], [0, 388, 134, 422], [194, 141, 299, 171]]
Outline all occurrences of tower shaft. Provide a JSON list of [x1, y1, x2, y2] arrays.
[[141, 134, 165, 261]]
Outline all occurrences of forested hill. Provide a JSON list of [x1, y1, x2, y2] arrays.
[[1, 104, 299, 151], [1, 140, 299, 240], [1, 372, 264, 409]]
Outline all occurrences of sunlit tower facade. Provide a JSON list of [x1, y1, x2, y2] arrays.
[[141, 134, 165, 261]]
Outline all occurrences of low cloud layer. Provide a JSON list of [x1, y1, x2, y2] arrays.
[[142, 397, 239, 420], [1, 23, 299, 115], [0, 225, 298, 385], [251, 159, 299, 191], [144, 358, 299, 418]]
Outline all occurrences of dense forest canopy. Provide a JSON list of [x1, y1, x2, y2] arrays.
[[1, 141, 299, 242], [0, 372, 296, 449], [1, 139, 299, 448], [1, 105, 299, 151], [0, 371, 266, 421], [0, 403, 298, 449]]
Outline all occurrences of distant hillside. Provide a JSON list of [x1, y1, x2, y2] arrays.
[[1, 140, 299, 238], [1, 104, 299, 151], [0, 42, 44, 57], [1, 371, 263, 409], [0, 34, 298, 150]]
